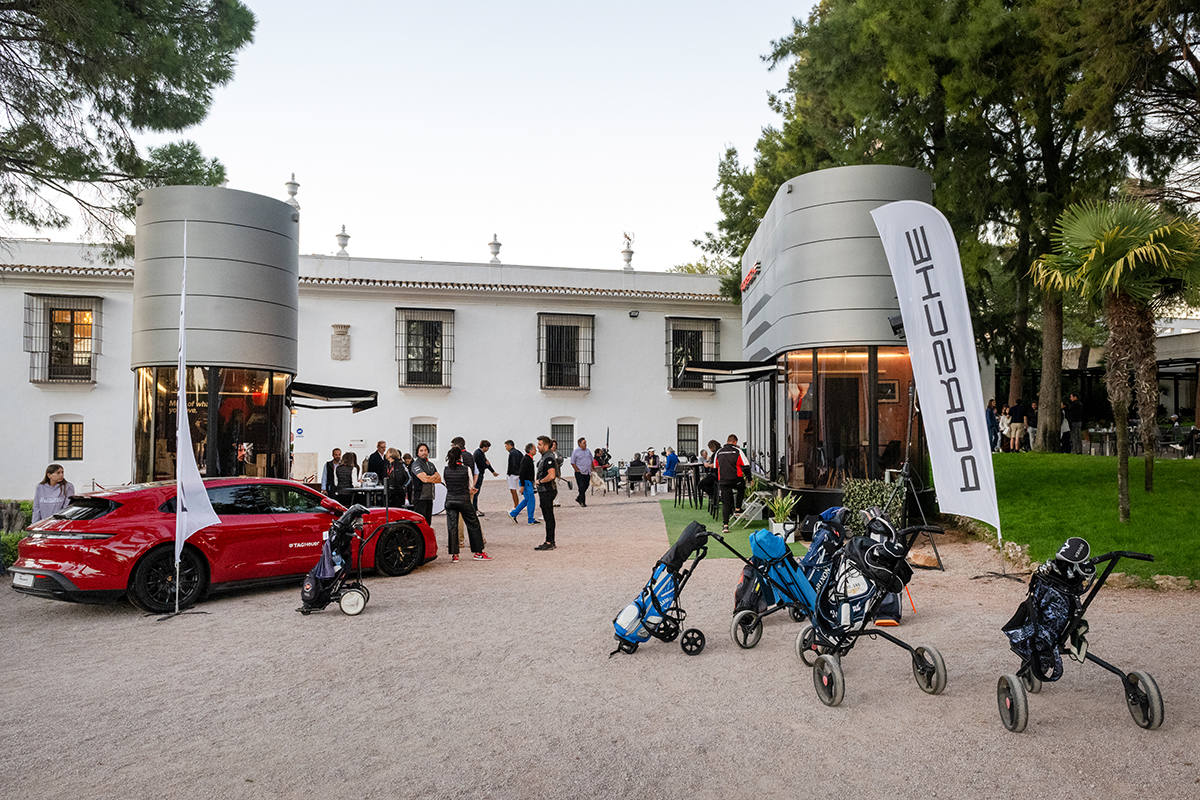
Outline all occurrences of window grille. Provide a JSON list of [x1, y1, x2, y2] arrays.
[[396, 309, 454, 388], [412, 424, 438, 459], [550, 423, 575, 450], [538, 313, 594, 390], [54, 421, 84, 460], [676, 424, 699, 459], [23, 295, 103, 383], [665, 317, 719, 390]]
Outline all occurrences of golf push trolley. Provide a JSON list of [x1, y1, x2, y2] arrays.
[[297, 504, 381, 616], [708, 509, 948, 707], [997, 537, 1164, 732]]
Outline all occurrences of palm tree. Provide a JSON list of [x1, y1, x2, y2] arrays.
[[1032, 200, 1200, 521]]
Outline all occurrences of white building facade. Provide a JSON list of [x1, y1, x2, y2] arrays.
[[0, 240, 744, 498]]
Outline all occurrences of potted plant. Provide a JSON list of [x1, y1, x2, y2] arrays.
[[766, 491, 800, 539]]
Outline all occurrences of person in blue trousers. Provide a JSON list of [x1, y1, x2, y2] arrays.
[[508, 442, 540, 525]]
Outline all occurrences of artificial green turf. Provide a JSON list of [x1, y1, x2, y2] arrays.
[[987, 453, 1199, 579], [658, 500, 807, 559]]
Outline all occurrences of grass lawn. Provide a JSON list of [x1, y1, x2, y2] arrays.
[[990, 453, 1200, 580], [658, 500, 807, 559]]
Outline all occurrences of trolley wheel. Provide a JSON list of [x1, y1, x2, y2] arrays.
[[1125, 671, 1164, 730], [1021, 670, 1042, 694], [680, 628, 706, 656], [796, 624, 821, 667], [656, 618, 680, 643], [911, 644, 947, 695], [813, 654, 845, 707], [338, 588, 367, 616], [730, 609, 763, 649], [997, 674, 1028, 733], [788, 604, 807, 623]]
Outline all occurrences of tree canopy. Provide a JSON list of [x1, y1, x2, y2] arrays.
[[700, 0, 1200, 430], [0, 1, 255, 238]]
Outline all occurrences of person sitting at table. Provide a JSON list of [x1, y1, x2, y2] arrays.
[[335, 451, 359, 505], [662, 446, 679, 491], [697, 440, 719, 501], [644, 448, 661, 495]]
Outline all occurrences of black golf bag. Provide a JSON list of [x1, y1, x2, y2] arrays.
[[1002, 537, 1092, 682]]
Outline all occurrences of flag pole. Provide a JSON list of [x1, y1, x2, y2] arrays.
[[175, 219, 188, 617]]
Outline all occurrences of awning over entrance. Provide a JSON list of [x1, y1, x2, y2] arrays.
[[290, 381, 378, 413], [682, 359, 779, 382]]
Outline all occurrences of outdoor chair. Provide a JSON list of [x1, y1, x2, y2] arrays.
[[729, 490, 770, 527], [625, 464, 647, 496]]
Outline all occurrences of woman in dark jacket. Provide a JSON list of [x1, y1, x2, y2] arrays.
[[384, 447, 407, 507], [335, 451, 359, 505], [443, 446, 490, 563]]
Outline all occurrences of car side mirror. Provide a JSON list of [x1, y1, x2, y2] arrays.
[[320, 496, 343, 513]]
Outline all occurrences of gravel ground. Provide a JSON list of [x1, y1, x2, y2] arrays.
[[2, 484, 1197, 799]]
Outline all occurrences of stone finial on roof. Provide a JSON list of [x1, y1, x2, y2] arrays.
[[285, 173, 300, 210], [488, 233, 502, 264], [622, 232, 634, 271], [335, 225, 350, 257]]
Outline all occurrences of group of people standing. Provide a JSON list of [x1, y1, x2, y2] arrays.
[[505, 436, 600, 551], [986, 393, 1085, 453]]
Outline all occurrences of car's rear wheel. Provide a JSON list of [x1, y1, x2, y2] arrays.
[[129, 546, 208, 614], [375, 524, 424, 576]]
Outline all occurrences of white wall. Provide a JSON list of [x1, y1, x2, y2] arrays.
[[0, 275, 135, 498], [289, 287, 744, 472]]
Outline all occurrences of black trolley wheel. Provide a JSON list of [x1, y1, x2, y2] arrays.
[[655, 617, 680, 643], [1124, 671, 1164, 730], [680, 628, 706, 656], [1020, 670, 1042, 694], [997, 674, 1028, 733], [911, 644, 947, 695], [812, 654, 845, 707], [796, 624, 821, 667], [730, 609, 763, 649], [788, 604, 807, 623]]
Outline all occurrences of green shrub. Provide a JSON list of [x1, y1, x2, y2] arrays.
[[840, 479, 903, 535], [2, 500, 32, 565]]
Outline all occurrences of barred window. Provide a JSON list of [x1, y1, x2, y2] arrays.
[[54, 422, 84, 460], [550, 423, 575, 449], [538, 313, 594, 390], [666, 317, 720, 390], [412, 423, 438, 459], [396, 309, 454, 388], [24, 294, 103, 383], [676, 424, 699, 459]]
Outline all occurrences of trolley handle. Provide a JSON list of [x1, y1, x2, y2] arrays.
[[1089, 550, 1154, 565]]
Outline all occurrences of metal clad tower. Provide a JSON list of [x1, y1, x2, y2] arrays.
[[132, 186, 299, 371], [740, 165, 932, 360], [131, 186, 300, 482]]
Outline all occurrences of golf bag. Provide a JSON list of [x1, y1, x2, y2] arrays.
[[1002, 537, 1093, 682], [612, 521, 709, 655], [299, 504, 369, 613]]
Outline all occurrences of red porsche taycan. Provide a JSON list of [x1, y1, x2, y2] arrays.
[[9, 477, 437, 613]]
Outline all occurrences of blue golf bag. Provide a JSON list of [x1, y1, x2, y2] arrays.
[[611, 521, 709, 656]]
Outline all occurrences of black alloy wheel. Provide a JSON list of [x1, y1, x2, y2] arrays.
[[129, 546, 207, 614], [375, 524, 424, 576]]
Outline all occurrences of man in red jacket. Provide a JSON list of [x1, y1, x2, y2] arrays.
[[714, 434, 749, 533]]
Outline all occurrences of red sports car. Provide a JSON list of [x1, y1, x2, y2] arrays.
[[9, 477, 437, 613]]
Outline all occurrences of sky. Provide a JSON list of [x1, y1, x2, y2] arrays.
[[21, 1, 815, 269]]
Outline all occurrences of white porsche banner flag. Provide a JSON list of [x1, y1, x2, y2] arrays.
[[870, 201, 1000, 531], [175, 220, 221, 564]]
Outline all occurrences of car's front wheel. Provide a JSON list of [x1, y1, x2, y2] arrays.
[[375, 524, 424, 576], [128, 545, 208, 613]]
